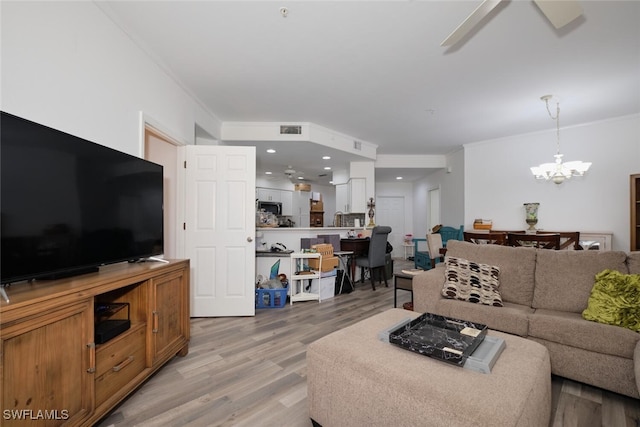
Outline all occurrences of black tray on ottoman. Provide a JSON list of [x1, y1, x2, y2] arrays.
[[388, 312, 487, 366]]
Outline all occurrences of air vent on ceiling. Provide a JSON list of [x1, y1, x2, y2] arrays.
[[280, 125, 302, 135], [353, 140, 362, 150]]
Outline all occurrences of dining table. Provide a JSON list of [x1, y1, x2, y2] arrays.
[[339, 238, 370, 282]]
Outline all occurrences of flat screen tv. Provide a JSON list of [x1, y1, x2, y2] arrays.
[[1, 111, 164, 285]]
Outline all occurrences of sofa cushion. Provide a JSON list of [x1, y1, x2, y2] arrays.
[[434, 299, 532, 337], [582, 269, 640, 332], [441, 256, 503, 307], [445, 240, 537, 306], [529, 309, 640, 359], [627, 252, 640, 274], [532, 249, 628, 313]]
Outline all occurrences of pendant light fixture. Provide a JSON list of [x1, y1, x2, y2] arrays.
[[530, 95, 591, 185]]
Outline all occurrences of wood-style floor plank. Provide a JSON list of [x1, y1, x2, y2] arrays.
[[97, 259, 639, 427]]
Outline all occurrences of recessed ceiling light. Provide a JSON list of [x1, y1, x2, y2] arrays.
[[322, 156, 331, 160], [265, 171, 272, 175], [324, 166, 331, 170], [266, 149, 276, 153], [396, 176, 403, 180], [297, 176, 304, 180]]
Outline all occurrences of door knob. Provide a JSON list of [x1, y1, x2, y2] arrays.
[[247, 237, 253, 242]]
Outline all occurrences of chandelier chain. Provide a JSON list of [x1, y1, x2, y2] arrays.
[[543, 96, 561, 156]]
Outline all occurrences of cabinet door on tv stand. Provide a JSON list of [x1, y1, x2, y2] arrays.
[[149, 268, 190, 366], [1, 300, 94, 427]]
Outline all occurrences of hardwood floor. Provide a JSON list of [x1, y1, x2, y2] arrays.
[[97, 259, 639, 427]]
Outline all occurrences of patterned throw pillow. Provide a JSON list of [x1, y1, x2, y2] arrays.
[[441, 256, 503, 307]]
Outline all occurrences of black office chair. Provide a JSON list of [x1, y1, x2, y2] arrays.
[[355, 226, 392, 290]]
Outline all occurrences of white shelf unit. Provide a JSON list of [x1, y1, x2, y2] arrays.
[[290, 253, 322, 304]]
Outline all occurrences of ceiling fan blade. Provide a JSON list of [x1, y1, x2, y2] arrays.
[[533, 0, 582, 29], [441, 0, 503, 47]]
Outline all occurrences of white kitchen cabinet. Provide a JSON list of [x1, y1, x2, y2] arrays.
[[256, 187, 281, 202], [349, 178, 367, 213], [335, 183, 348, 213], [335, 178, 366, 213], [281, 190, 293, 216]]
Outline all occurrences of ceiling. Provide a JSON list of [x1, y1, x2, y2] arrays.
[[99, 1, 640, 184]]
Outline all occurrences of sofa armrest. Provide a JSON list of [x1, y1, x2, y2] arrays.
[[412, 264, 446, 313]]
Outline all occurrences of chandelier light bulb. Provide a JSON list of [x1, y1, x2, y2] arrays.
[[530, 95, 591, 184]]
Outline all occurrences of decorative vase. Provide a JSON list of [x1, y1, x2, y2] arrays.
[[524, 203, 539, 232], [367, 197, 376, 227]]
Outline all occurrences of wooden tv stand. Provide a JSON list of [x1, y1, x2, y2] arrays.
[[0, 259, 190, 427]]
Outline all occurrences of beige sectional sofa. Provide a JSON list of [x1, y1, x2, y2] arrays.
[[413, 240, 640, 399]]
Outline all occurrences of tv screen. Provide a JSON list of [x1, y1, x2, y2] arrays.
[[1, 111, 164, 284]]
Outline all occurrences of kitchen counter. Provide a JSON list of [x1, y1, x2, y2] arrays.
[[255, 250, 294, 257], [256, 227, 365, 254], [256, 227, 361, 231]]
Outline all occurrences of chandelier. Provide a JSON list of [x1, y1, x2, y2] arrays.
[[530, 95, 591, 185]]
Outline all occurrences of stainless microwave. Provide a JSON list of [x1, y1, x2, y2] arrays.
[[257, 201, 282, 216]]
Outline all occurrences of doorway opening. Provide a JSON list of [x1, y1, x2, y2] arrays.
[[428, 187, 440, 232], [144, 125, 181, 258]]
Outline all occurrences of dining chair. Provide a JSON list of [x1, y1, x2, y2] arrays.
[[537, 231, 582, 250], [429, 225, 463, 265], [464, 231, 507, 245], [507, 232, 561, 249], [437, 225, 464, 246], [426, 233, 445, 269], [355, 225, 392, 290]]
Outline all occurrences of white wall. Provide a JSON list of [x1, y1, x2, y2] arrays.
[[464, 114, 639, 251], [409, 116, 638, 251], [412, 149, 465, 239], [1, 2, 221, 155]]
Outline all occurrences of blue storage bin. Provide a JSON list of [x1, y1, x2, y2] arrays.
[[255, 288, 288, 308]]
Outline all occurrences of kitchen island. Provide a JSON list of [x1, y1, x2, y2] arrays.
[[256, 227, 368, 253], [255, 227, 370, 284]]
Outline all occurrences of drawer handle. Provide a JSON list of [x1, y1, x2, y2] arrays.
[[152, 310, 159, 333], [112, 355, 135, 372], [87, 342, 96, 373]]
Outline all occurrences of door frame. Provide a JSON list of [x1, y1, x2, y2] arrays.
[[139, 112, 188, 259]]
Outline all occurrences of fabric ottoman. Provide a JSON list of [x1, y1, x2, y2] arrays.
[[307, 308, 551, 427]]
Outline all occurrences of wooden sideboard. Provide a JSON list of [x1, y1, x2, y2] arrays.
[[0, 259, 190, 427]]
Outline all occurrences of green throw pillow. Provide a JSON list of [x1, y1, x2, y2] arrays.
[[582, 269, 640, 332]]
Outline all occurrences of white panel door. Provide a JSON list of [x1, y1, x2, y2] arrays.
[[185, 145, 256, 317], [375, 196, 405, 258]]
